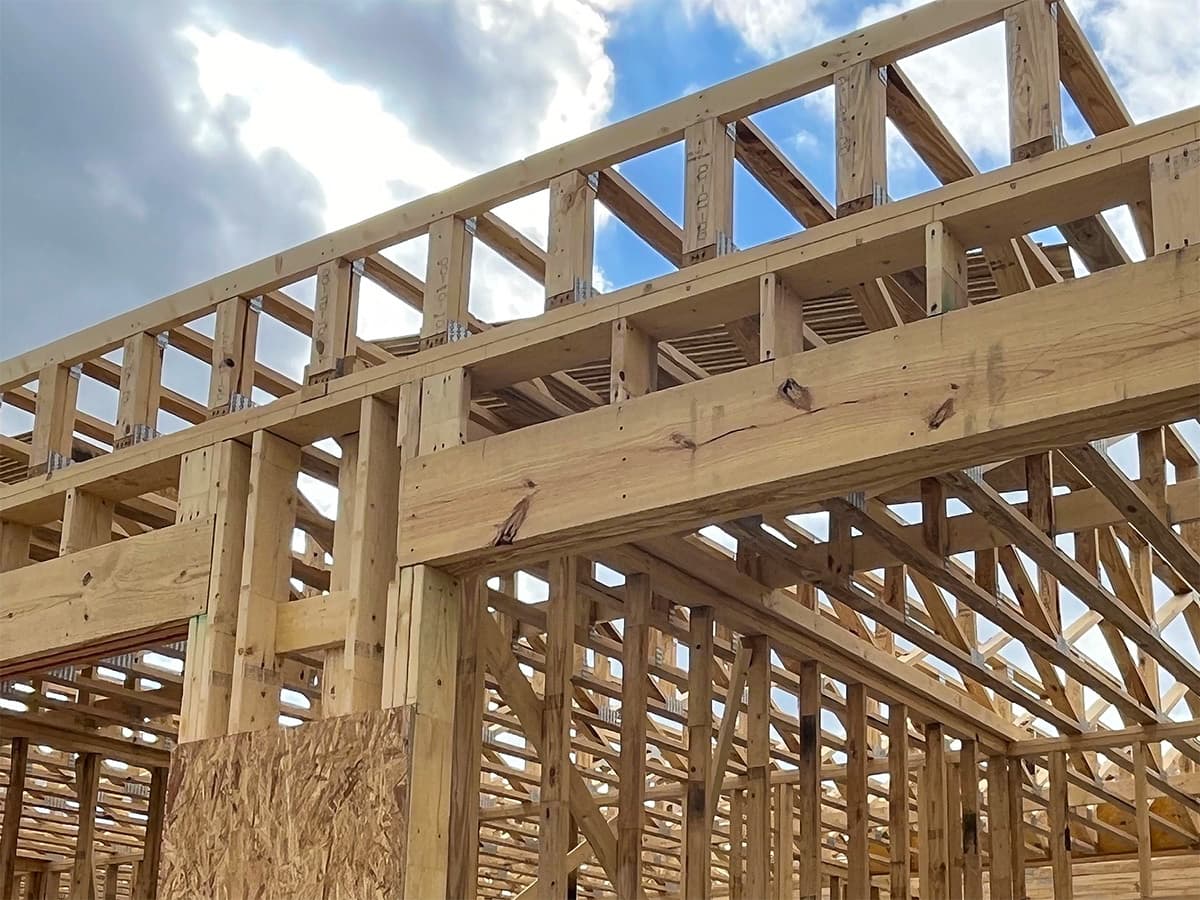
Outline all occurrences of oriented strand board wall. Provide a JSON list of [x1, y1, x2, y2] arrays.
[[159, 706, 412, 899]]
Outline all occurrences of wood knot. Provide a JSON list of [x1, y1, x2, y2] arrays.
[[927, 398, 955, 429], [778, 378, 813, 410], [669, 432, 698, 451]]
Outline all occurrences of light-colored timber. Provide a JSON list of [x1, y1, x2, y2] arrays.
[[2, 1, 1199, 896]]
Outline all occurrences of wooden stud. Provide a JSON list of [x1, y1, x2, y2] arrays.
[[960, 739, 982, 900], [103, 865, 119, 900], [0, 737, 27, 897], [610, 317, 658, 403], [729, 788, 745, 900], [70, 752, 100, 900], [987, 756, 1014, 900], [208, 297, 259, 413], [926, 221, 969, 315], [59, 487, 113, 555], [422, 216, 473, 345], [1008, 757, 1027, 900], [926, 724, 949, 900], [1133, 741, 1152, 900], [177, 440, 251, 742], [546, 171, 596, 307], [949, 760, 964, 900], [400, 565, 463, 898], [114, 331, 164, 448], [1048, 750, 1072, 900], [1006, 0, 1062, 161], [846, 682, 870, 899], [1149, 141, 1199, 254], [683, 118, 735, 265], [324, 397, 401, 715], [773, 782, 795, 900], [0, 519, 32, 572], [744, 635, 771, 899], [797, 660, 822, 900], [617, 572, 651, 899], [835, 60, 887, 215], [418, 367, 471, 455], [29, 362, 80, 476], [685, 606, 714, 899], [307, 257, 360, 382], [889, 704, 912, 900], [539, 556, 577, 898], [133, 766, 166, 900], [447, 576, 487, 900], [227, 430, 300, 734], [759, 272, 805, 362]]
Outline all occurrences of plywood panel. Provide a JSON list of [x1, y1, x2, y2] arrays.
[[158, 706, 412, 899]]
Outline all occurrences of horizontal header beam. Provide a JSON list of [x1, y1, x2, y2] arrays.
[[397, 247, 1200, 570]]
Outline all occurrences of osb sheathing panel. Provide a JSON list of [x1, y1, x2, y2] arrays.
[[158, 706, 412, 899]]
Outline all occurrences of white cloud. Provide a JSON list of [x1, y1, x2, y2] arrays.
[[683, 0, 834, 58], [1071, 0, 1200, 122], [182, 0, 624, 336]]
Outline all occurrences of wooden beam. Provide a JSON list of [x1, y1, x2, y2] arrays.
[[925, 221, 968, 316], [835, 59, 887, 214], [759, 272, 805, 362], [0, 520, 211, 676], [1048, 751, 1072, 900], [539, 556, 577, 897], [846, 682, 870, 899], [926, 724, 949, 900], [685, 606, 714, 898], [448, 576, 486, 900], [889, 706, 911, 900], [114, 332, 163, 448], [960, 739, 982, 899], [546, 172, 596, 308], [307, 257, 360, 382], [1150, 140, 1200, 255], [773, 782, 795, 900], [28, 363, 79, 476], [59, 487, 113, 555], [398, 248, 1200, 571], [616, 572, 651, 900], [610, 318, 658, 403], [421, 216, 473, 348], [207, 297, 259, 413], [323, 398, 401, 714], [228, 431, 300, 734], [987, 755, 1014, 900], [1006, 0, 1061, 161], [133, 767, 166, 900], [177, 440, 250, 742], [744, 635, 771, 899], [0, 736, 27, 896], [1064, 442, 1200, 594], [70, 752, 99, 900], [683, 118, 735, 265], [398, 565, 463, 898], [1133, 741, 1152, 900]]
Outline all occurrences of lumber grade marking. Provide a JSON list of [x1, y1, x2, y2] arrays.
[[0, 518, 213, 673]]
